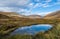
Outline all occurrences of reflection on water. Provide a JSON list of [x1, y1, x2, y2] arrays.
[[11, 24, 52, 35]]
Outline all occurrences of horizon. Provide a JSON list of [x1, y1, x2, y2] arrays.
[[0, 0, 60, 16]]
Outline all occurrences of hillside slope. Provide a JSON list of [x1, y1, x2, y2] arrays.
[[44, 10, 60, 19], [26, 15, 41, 19]]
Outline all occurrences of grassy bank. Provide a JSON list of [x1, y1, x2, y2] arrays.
[[0, 19, 60, 39]]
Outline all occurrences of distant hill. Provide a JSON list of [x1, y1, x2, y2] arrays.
[[26, 15, 41, 19], [44, 10, 60, 19], [0, 14, 10, 19], [0, 12, 25, 20], [0, 11, 60, 20]]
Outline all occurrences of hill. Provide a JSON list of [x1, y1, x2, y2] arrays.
[[26, 15, 41, 19], [0, 12, 25, 19], [44, 10, 60, 19], [0, 14, 10, 19], [0, 11, 60, 36]]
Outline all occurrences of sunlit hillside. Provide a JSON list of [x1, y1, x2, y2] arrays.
[[0, 10, 60, 39]]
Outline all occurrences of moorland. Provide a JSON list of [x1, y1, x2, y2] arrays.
[[0, 10, 60, 39]]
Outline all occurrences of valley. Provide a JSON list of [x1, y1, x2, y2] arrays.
[[0, 11, 60, 39]]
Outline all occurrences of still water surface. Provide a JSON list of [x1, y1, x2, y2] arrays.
[[11, 24, 52, 35]]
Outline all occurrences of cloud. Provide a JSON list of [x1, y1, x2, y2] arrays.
[[45, 0, 52, 2], [0, 0, 30, 7], [0, 0, 17, 6], [17, 0, 30, 6], [33, 0, 60, 8], [34, 0, 52, 3], [34, 0, 40, 2], [0, 7, 23, 12], [0, 0, 31, 14], [0, 7, 31, 16], [0, 0, 59, 15], [28, 3, 34, 8], [0, 7, 14, 12]]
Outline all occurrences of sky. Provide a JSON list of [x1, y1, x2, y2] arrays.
[[0, 0, 60, 16]]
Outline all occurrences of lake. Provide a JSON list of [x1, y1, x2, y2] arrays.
[[11, 24, 52, 35]]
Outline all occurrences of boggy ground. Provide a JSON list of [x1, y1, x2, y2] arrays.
[[0, 19, 60, 39]]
